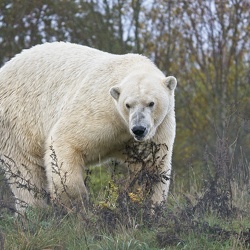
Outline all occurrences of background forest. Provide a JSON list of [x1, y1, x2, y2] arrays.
[[0, 0, 250, 249], [1, 0, 249, 183]]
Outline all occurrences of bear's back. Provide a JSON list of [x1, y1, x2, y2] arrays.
[[0, 42, 155, 95], [0, 42, 160, 138]]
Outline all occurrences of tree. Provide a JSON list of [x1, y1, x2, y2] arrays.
[[175, 0, 250, 178], [0, 0, 129, 66], [0, 0, 249, 187]]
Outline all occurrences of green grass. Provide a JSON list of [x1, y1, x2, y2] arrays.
[[0, 188, 249, 250], [0, 140, 249, 249]]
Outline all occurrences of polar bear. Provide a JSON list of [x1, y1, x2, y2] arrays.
[[0, 42, 177, 211]]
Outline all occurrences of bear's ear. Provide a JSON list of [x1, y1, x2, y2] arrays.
[[165, 76, 177, 90], [110, 86, 120, 100]]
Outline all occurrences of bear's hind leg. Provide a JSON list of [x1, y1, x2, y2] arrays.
[[2, 156, 48, 212]]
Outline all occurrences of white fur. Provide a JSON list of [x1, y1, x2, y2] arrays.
[[0, 42, 177, 210]]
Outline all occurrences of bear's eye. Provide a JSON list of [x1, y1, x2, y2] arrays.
[[126, 103, 130, 109], [148, 102, 155, 107]]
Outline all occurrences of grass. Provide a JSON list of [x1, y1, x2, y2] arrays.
[[0, 140, 249, 249], [0, 183, 249, 250]]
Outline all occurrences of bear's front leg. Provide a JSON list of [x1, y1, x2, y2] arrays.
[[44, 141, 88, 208], [150, 128, 174, 205], [148, 149, 172, 205], [151, 167, 171, 204]]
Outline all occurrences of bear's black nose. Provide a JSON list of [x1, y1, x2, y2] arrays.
[[132, 126, 146, 136]]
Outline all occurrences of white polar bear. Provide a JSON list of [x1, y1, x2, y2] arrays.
[[0, 42, 177, 210]]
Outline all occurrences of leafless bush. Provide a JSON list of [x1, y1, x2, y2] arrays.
[[124, 141, 170, 197], [48, 145, 71, 209], [86, 141, 171, 232], [191, 138, 234, 217], [0, 156, 49, 213], [183, 104, 250, 218]]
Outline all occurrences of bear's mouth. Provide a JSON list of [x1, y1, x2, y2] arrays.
[[134, 135, 145, 142]]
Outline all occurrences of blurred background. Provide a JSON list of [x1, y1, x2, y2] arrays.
[[0, 0, 249, 191]]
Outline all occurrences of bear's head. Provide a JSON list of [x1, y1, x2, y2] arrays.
[[110, 73, 177, 141]]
